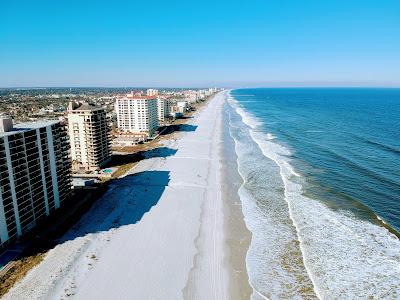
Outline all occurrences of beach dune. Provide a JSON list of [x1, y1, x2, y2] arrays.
[[4, 92, 234, 300]]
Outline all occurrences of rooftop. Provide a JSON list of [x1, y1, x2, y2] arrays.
[[68, 101, 104, 112], [120, 95, 158, 100], [0, 120, 60, 138]]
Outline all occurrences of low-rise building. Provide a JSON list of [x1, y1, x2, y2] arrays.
[[112, 134, 146, 147], [177, 101, 189, 113], [169, 106, 183, 119]]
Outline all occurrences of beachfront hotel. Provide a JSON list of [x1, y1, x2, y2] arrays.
[[115, 92, 159, 137], [67, 101, 111, 171], [0, 117, 71, 248], [157, 97, 172, 123]]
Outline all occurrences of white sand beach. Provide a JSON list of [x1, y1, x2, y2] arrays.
[[4, 91, 241, 300]]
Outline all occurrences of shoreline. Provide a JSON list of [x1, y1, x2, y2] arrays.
[[4, 91, 253, 300], [225, 88, 400, 299], [220, 98, 253, 300]]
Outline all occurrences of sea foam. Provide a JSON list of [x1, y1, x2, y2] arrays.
[[227, 95, 316, 299], [227, 93, 400, 299]]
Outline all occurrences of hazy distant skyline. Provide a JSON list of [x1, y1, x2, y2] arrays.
[[1, 0, 399, 88]]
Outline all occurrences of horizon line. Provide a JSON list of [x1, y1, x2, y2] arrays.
[[1, 85, 400, 90]]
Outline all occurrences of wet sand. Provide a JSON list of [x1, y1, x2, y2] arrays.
[[221, 100, 253, 300]]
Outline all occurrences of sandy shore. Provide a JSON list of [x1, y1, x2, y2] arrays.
[[220, 99, 253, 300], [4, 91, 251, 300]]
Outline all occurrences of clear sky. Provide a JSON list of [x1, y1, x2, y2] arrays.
[[1, 0, 399, 87]]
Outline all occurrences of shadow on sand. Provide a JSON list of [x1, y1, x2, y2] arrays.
[[177, 124, 197, 132], [106, 147, 177, 167], [63, 170, 170, 241], [159, 124, 198, 137], [142, 147, 177, 159], [0, 143, 175, 272], [1, 170, 171, 262]]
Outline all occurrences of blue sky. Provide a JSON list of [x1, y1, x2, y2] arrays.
[[1, 0, 399, 87]]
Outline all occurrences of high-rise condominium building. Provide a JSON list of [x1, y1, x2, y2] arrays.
[[146, 89, 159, 96], [0, 117, 71, 248], [67, 102, 111, 171], [115, 94, 159, 137], [157, 98, 172, 122]]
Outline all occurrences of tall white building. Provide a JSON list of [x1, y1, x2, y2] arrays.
[[0, 117, 71, 248], [157, 98, 172, 122], [67, 102, 111, 171], [146, 89, 159, 96], [115, 94, 159, 137]]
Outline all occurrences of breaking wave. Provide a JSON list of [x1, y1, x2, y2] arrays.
[[226, 92, 400, 299]]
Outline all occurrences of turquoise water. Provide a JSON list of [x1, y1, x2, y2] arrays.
[[226, 88, 400, 299]]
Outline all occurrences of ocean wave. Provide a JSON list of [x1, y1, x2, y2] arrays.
[[227, 96, 263, 130], [349, 133, 400, 156], [318, 146, 400, 188], [377, 215, 387, 225], [227, 95, 400, 299], [305, 130, 324, 133], [363, 138, 400, 155], [266, 133, 276, 140], [227, 100, 317, 299]]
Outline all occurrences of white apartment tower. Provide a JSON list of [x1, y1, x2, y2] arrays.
[[67, 102, 111, 171], [146, 89, 159, 96], [157, 98, 172, 122], [0, 117, 71, 248], [115, 94, 159, 137]]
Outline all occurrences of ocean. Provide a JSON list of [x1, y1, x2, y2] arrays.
[[224, 88, 400, 299]]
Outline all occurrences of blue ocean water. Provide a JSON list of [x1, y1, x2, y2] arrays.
[[225, 88, 400, 299]]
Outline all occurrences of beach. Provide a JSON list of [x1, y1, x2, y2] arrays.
[[3, 89, 400, 299], [4, 91, 252, 300]]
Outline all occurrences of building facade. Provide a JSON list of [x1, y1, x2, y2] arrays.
[[115, 95, 159, 137], [146, 89, 159, 96], [157, 98, 171, 123], [177, 101, 189, 113], [0, 118, 71, 248], [68, 102, 111, 171]]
